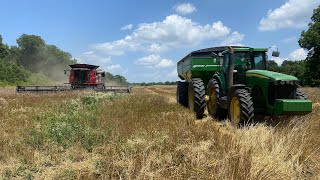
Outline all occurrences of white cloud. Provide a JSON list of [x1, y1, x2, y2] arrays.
[[220, 31, 244, 46], [78, 52, 112, 65], [135, 54, 174, 68], [168, 68, 178, 78], [79, 14, 245, 82], [288, 48, 308, 60], [77, 52, 127, 75], [259, 0, 320, 31], [121, 24, 133, 30], [174, 3, 197, 15], [270, 48, 308, 65], [158, 59, 174, 68], [282, 36, 297, 44], [106, 64, 121, 71], [90, 14, 240, 56], [135, 54, 160, 66], [270, 57, 287, 65]]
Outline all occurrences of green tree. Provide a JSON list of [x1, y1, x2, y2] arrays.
[[0, 35, 10, 59], [16, 34, 46, 72], [299, 6, 320, 86], [267, 60, 279, 72]]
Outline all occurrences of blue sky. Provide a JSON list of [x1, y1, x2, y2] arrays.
[[1, 0, 319, 82]]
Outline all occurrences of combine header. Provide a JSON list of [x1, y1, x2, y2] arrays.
[[17, 63, 131, 93]]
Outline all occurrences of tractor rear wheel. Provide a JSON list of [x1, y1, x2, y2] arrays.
[[188, 78, 205, 119], [206, 79, 227, 120], [296, 89, 308, 100], [176, 81, 189, 107], [228, 89, 254, 126]]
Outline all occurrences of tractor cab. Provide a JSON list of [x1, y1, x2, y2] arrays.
[[221, 48, 268, 85]]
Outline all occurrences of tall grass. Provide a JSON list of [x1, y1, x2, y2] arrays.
[[0, 87, 319, 179]]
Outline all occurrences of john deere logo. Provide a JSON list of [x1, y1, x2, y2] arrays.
[[192, 65, 220, 68]]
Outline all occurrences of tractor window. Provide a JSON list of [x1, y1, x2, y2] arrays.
[[234, 52, 251, 71], [254, 52, 266, 70]]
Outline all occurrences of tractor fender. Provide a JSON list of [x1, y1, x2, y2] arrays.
[[211, 74, 224, 95], [227, 84, 247, 101]]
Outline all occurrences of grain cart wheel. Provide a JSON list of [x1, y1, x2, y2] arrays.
[[296, 89, 308, 100], [188, 78, 205, 119], [206, 79, 227, 120], [176, 81, 189, 107], [228, 89, 254, 127]]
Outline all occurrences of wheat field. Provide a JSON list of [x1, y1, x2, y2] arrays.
[[0, 86, 319, 179]]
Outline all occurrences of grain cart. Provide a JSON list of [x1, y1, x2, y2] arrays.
[[17, 63, 131, 93], [176, 46, 312, 125]]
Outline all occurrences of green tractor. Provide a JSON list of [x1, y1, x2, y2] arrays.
[[176, 46, 312, 126]]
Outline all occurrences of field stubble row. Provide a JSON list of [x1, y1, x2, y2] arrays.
[[0, 86, 319, 179]]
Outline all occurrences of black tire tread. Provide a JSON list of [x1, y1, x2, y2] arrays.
[[229, 89, 254, 126], [207, 79, 227, 120], [190, 78, 206, 119], [176, 81, 189, 107]]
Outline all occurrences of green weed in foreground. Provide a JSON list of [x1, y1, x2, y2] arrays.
[[25, 93, 123, 151]]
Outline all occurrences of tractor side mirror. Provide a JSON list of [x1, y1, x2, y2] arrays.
[[272, 51, 280, 57], [102, 72, 106, 77], [64, 70, 66, 75]]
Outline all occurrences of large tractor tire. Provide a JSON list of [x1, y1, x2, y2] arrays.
[[176, 81, 189, 107], [296, 89, 308, 100], [188, 78, 206, 119], [206, 79, 227, 120], [228, 89, 254, 126]]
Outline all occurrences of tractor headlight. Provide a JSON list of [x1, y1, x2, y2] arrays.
[[280, 81, 285, 85], [273, 80, 279, 85], [290, 81, 294, 85], [294, 80, 299, 85]]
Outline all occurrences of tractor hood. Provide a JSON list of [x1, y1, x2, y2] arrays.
[[246, 70, 298, 81]]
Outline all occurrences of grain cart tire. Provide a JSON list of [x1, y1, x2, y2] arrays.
[[296, 89, 308, 100], [206, 79, 227, 120], [176, 81, 189, 108], [228, 89, 254, 127], [188, 78, 205, 119]]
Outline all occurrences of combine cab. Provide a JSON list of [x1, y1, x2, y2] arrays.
[[17, 63, 131, 93]]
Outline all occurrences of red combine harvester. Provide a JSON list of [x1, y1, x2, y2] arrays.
[[16, 63, 131, 93]]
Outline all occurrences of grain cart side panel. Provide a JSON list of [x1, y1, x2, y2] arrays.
[[177, 57, 222, 90], [177, 57, 192, 80], [191, 57, 222, 87]]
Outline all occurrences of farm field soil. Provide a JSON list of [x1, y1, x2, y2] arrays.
[[0, 86, 319, 179]]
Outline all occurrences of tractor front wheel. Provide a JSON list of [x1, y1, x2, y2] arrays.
[[228, 89, 254, 126], [188, 78, 205, 119]]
